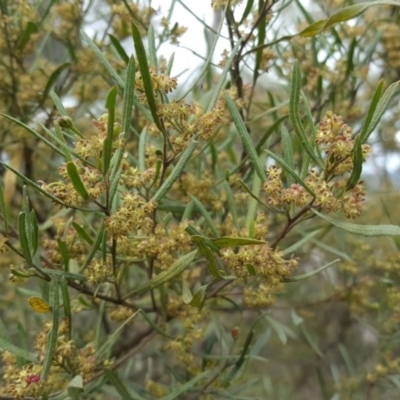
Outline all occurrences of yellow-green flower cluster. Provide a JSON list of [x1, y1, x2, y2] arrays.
[[264, 112, 369, 219], [104, 193, 157, 238]]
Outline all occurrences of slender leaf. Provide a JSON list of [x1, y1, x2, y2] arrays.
[[0, 161, 67, 207], [312, 209, 400, 236], [71, 222, 93, 245], [281, 126, 294, 186], [80, 222, 105, 272], [103, 86, 118, 174], [18, 213, 32, 266], [0, 181, 8, 234], [225, 93, 266, 182], [139, 310, 173, 339], [17, 21, 38, 50], [81, 30, 125, 87], [128, 250, 197, 296], [60, 276, 72, 338], [131, 22, 164, 133], [0, 336, 37, 362], [105, 370, 146, 400], [50, 91, 68, 116], [41, 62, 70, 103], [212, 237, 267, 247], [360, 80, 400, 143], [345, 135, 363, 191], [282, 229, 321, 256], [160, 370, 211, 400], [137, 127, 147, 172], [289, 62, 323, 168], [152, 140, 198, 203], [148, 25, 158, 69], [189, 194, 219, 237], [284, 259, 340, 282], [109, 34, 129, 64], [95, 310, 140, 361], [66, 162, 89, 200], [265, 149, 314, 196]]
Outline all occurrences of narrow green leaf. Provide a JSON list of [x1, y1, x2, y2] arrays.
[[109, 34, 129, 64], [358, 80, 384, 140], [0, 336, 37, 362], [360, 80, 400, 143], [60, 276, 72, 339], [300, 20, 327, 37], [66, 162, 89, 200], [103, 86, 118, 174], [71, 222, 93, 245], [224, 329, 254, 383], [139, 310, 173, 339], [345, 135, 363, 191], [265, 149, 314, 196], [138, 127, 147, 172], [181, 200, 194, 222], [325, 4, 368, 28], [253, 0, 266, 84], [0, 181, 8, 234], [67, 375, 84, 399], [186, 225, 221, 252], [301, 324, 324, 358], [167, 52, 175, 75], [0, 113, 64, 158], [338, 343, 355, 374], [105, 370, 145, 400], [282, 229, 321, 256], [224, 180, 239, 230], [301, 1, 400, 38], [29, 210, 39, 256], [246, 264, 258, 276], [0, 161, 67, 207], [188, 194, 219, 237], [265, 315, 287, 345], [152, 140, 198, 203], [17, 21, 38, 50], [224, 93, 266, 182], [80, 222, 105, 272], [39, 269, 87, 282], [239, 179, 283, 213], [212, 237, 267, 247], [281, 126, 294, 186], [131, 22, 164, 133], [109, 56, 136, 203], [284, 259, 340, 282], [50, 91, 68, 116], [57, 239, 69, 270], [239, 0, 254, 23], [190, 284, 208, 308], [160, 370, 211, 400], [95, 310, 140, 361], [192, 236, 223, 279], [41, 62, 70, 104], [54, 123, 72, 162], [148, 25, 158, 69], [41, 279, 60, 380], [81, 30, 125, 87], [18, 213, 32, 266], [182, 277, 193, 304], [128, 250, 197, 296], [289, 62, 323, 168], [312, 209, 400, 236]]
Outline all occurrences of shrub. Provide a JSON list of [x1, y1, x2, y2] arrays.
[[0, 0, 400, 398]]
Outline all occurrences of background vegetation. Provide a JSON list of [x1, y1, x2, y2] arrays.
[[0, 0, 400, 399]]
